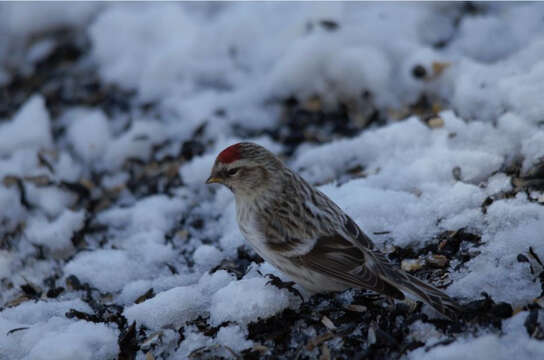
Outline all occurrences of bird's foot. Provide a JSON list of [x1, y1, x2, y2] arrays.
[[259, 272, 305, 302]]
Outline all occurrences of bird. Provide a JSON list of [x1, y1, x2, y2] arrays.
[[206, 142, 461, 319]]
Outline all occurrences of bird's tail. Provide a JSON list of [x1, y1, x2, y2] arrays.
[[389, 269, 461, 319], [370, 253, 462, 319]]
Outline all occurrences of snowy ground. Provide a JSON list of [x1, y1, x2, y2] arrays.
[[1, 2, 544, 359]]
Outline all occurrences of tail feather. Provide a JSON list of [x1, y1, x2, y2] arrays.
[[389, 270, 461, 319], [369, 253, 461, 319]]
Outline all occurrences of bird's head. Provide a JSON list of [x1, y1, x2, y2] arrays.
[[206, 142, 282, 196]]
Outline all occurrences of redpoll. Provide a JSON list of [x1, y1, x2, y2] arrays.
[[207, 142, 460, 318]]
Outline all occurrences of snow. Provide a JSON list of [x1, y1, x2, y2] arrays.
[[97, 194, 185, 234], [25, 209, 85, 258], [1, 2, 99, 38], [102, 121, 167, 170], [0, 299, 117, 360], [0, 186, 26, 234], [522, 131, 544, 173], [448, 217, 544, 304], [124, 270, 235, 329], [409, 312, 544, 360], [0, 2, 100, 72], [25, 320, 119, 360], [179, 154, 216, 186], [1, 299, 91, 325], [210, 276, 297, 326], [26, 39, 56, 65], [89, 3, 199, 101], [0, 250, 12, 279], [193, 244, 223, 269], [2, 2, 544, 359], [215, 325, 254, 353], [64, 249, 142, 293], [0, 95, 52, 155], [66, 109, 111, 165], [171, 323, 254, 359], [124, 284, 206, 329], [25, 184, 78, 218]]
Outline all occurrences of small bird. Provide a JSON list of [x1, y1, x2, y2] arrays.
[[206, 142, 460, 318]]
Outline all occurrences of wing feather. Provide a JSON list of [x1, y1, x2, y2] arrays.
[[294, 233, 405, 299]]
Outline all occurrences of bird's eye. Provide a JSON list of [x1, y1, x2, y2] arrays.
[[227, 168, 239, 176]]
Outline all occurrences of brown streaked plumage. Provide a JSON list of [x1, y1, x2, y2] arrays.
[[207, 142, 461, 319]]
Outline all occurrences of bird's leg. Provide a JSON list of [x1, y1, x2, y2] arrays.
[[259, 271, 305, 302]]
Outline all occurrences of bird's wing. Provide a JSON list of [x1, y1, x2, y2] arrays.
[[293, 229, 405, 299], [342, 215, 376, 250], [296, 216, 461, 318]]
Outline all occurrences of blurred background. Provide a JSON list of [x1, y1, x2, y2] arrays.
[[1, 2, 544, 359]]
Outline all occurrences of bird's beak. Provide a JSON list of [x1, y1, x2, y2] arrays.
[[206, 176, 221, 184]]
